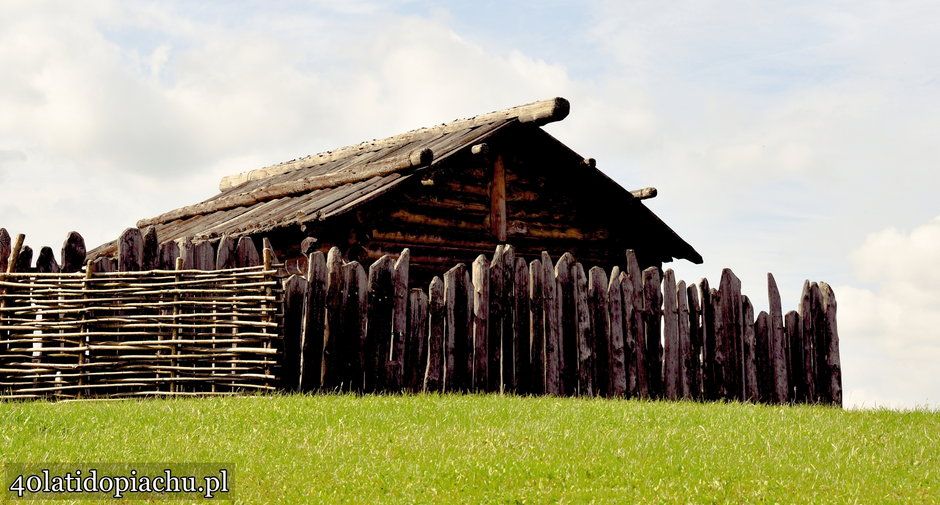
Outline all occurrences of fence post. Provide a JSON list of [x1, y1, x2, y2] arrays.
[[742, 296, 758, 402], [686, 283, 702, 400], [528, 259, 544, 395], [799, 281, 817, 403], [677, 280, 692, 399], [406, 288, 429, 392], [61, 232, 86, 273], [0, 228, 10, 273], [572, 263, 593, 397], [300, 251, 326, 392], [141, 227, 158, 271], [342, 262, 367, 392], [642, 267, 662, 398], [424, 276, 445, 392], [663, 269, 679, 400], [587, 266, 609, 397], [767, 273, 789, 403], [215, 235, 236, 270], [555, 252, 576, 396], [716, 269, 742, 400], [487, 246, 504, 392], [785, 309, 804, 403], [819, 282, 842, 407], [607, 268, 626, 397], [390, 249, 411, 392], [321, 248, 344, 390], [472, 255, 490, 392], [512, 257, 530, 394], [811, 282, 831, 405], [235, 237, 260, 268], [755, 310, 772, 403], [281, 274, 307, 391], [541, 252, 561, 396], [625, 251, 644, 398], [443, 263, 470, 392]]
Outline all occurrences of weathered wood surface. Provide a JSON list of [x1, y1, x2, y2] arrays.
[[513, 257, 530, 393], [390, 249, 410, 390], [491, 154, 507, 242], [406, 288, 429, 392], [541, 252, 561, 395], [159, 240, 179, 271], [281, 274, 307, 391], [443, 263, 471, 392], [677, 280, 692, 399], [799, 281, 817, 403], [699, 279, 715, 400], [36, 247, 60, 273], [625, 250, 644, 397], [716, 269, 742, 400], [141, 227, 159, 271], [321, 248, 345, 390], [300, 251, 326, 392], [15, 245, 33, 273], [663, 269, 679, 400], [366, 255, 394, 393], [767, 273, 789, 404], [607, 268, 627, 397], [572, 263, 593, 397], [60, 231, 86, 273], [0, 228, 10, 273], [424, 276, 445, 392], [555, 252, 576, 395], [742, 296, 758, 403], [500, 245, 515, 392], [687, 283, 702, 399], [755, 310, 772, 403], [785, 309, 805, 403], [472, 255, 490, 391], [236, 237, 260, 268], [642, 267, 662, 398], [341, 261, 368, 391], [215, 235, 237, 270], [487, 245, 504, 391], [193, 242, 215, 270], [588, 266, 609, 397], [528, 259, 545, 394], [819, 282, 842, 406]]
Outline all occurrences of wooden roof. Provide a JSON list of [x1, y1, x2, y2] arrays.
[[91, 97, 702, 264]]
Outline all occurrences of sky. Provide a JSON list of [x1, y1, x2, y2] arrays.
[[1, 1, 937, 409]]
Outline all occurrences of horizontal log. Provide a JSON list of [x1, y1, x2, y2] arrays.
[[217, 97, 567, 191]]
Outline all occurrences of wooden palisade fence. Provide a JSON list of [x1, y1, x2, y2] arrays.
[[0, 226, 842, 405]]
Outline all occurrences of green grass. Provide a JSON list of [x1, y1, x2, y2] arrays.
[[1, 395, 937, 504]]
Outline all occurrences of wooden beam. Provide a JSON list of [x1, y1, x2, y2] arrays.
[[630, 187, 658, 200], [490, 154, 507, 242]]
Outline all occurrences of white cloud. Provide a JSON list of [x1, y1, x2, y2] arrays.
[[838, 217, 940, 408]]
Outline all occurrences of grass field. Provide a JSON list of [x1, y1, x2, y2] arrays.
[[0, 394, 936, 504]]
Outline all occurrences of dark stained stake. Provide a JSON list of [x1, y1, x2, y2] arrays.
[[755, 310, 773, 403], [686, 283, 703, 400], [555, 252, 576, 396], [642, 266, 663, 398], [281, 274, 307, 391], [159, 240, 179, 271], [785, 309, 805, 403], [366, 255, 394, 393], [118, 227, 143, 272], [342, 261, 368, 392], [141, 227, 159, 271], [36, 247, 60, 273], [487, 246, 505, 392], [60, 231, 86, 274], [819, 282, 842, 407], [588, 266, 609, 397], [572, 263, 593, 397], [541, 252, 561, 396], [767, 273, 789, 403], [235, 236, 260, 268], [625, 250, 645, 398], [300, 251, 326, 393], [406, 288, 429, 392], [390, 249, 411, 391], [0, 228, 10, 273], [799, 281, 817, 403], [424, 276, 445, 392], [193, 242, 215, 270], [321, 247, 345, 390], [742, 296, 758, 403], [215, 235, 237, 270], [501, 245, 516, 392], [663, 269, 679, 400], [677, 280, 692, 399], [512, 257, 530, 394], [528, 259, 545, 395], [472, 255, 490, 392], [607, 268, 627, 397]]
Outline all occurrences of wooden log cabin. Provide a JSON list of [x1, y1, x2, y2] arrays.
[[90, 97, 702, 282]]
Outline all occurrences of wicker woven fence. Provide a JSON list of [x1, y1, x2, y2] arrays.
[[0, 225, 284, 400]]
